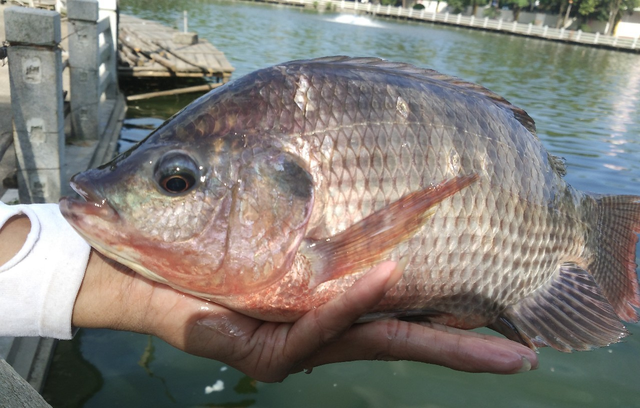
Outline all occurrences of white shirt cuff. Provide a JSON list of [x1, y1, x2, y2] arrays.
[[0, 202, 90, 339]]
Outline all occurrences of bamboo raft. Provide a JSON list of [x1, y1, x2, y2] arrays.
[[118, 14, 234, 82]]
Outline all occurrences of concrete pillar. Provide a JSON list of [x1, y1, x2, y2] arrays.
[[99, 0, 119, 99], [4, 7, 64, 204], [99, 0, 119, 52], [68, 0, 100, 141]]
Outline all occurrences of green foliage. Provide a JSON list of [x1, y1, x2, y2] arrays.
[[530, 0, 640, 21], [413, 3, 426, 8], [622, 0, 640, 13], [483, 5, 502, 17], [578, 0, 599, 16], [509, 0, 530, 7], [380, 0, 398, 5], [426, 0, 637, 25], [446, 0, 467, 13]]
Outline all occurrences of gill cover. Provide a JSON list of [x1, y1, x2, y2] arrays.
[[219, 148, 314, 292]]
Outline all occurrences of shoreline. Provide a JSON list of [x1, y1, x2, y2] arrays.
[[244, 0, 640, 53]]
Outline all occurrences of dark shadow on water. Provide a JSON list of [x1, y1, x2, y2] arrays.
[[119, 76, 217, 120], [42, 331, 104, 408], [118, 76, 211, 96], [195, 400, 256, 408]]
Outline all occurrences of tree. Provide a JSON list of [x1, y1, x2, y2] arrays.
[[506, 0, 531, 20], [447, 0, 489, 15], [605, 0, 640, 34], [578, 0, 599, 15]]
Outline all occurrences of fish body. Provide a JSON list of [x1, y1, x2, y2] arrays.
[[60, 57, 640, 351]]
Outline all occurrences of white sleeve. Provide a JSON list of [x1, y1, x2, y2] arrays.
[[0, 202, 91, 339]]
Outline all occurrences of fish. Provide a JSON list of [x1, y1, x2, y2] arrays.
[[59, 56, 640, 352]]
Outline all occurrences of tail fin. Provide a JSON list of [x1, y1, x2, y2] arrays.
[[587, 195, 640, 322]]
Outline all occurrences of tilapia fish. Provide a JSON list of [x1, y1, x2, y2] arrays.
[[60, 56, 640, 352]]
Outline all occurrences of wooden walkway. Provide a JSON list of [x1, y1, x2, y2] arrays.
[[118, 14, 235, 81]]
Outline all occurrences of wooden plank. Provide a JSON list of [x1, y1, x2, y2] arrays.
[[126, 83, 223, 101], [119, 44, 146, 66], [118, 68, 213, 78], [151, 40, 220, 75], [118, 14, 234, 79], [148, 53, 178, 72]]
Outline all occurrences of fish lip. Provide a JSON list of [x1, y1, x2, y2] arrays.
[[69, 178, 102, 203], [59, 179, 119, 222]]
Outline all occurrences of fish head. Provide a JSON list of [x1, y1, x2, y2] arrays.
[[60, 99, 314, 298]]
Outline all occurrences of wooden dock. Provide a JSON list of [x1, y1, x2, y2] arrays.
[[118, 14, 235, 82]]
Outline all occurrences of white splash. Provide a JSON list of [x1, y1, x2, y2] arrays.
[[205, 380, 225, 394], [330, 14, 384, 28]]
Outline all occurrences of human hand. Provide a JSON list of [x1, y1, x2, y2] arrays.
[[72, 252, 538, 383]]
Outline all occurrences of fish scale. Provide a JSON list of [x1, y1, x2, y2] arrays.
[[60, 56, 640, 352], [299, 76, 555, 311]]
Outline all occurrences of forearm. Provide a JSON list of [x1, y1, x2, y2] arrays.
[[0, 203, 90, 339]]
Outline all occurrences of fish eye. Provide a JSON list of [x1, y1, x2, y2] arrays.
[[155, 152, 200, 195]]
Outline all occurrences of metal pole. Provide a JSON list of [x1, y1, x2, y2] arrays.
[[184, 10, 188, 33]]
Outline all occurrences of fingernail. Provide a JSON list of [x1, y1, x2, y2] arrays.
[[517, 356, 532, 373], [384, 259, 407, 292]]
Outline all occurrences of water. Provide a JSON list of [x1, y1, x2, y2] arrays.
[[43, 1, 640, 406]]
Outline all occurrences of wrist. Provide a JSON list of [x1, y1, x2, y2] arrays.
[[72, 250, 144, 331]]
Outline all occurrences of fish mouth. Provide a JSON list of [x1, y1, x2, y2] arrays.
[[59, 178, 119, 223]]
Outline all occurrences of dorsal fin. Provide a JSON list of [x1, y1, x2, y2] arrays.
[[286, 56, 538, 136]]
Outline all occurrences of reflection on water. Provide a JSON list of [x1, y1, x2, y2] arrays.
[[44, 0, 640, 406]]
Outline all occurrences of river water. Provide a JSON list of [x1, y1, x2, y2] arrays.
[[43, 0, 640, 406]]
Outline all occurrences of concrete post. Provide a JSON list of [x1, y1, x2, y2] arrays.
[[99, 0, 119, 51], [68, 0, 100, 141], [5, 7, 64, 203], [99, 0, 119, 99]]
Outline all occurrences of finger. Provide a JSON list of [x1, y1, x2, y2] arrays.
[[415, 322, 538, 362], [283, 261, 401, 367], [296, 319, 538, 375]]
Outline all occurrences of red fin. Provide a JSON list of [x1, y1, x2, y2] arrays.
[[588, 195, 640, 321], [491, 264, 628, 352], [304, 174, 478, 285]]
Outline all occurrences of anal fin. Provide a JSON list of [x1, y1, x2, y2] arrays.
[[491, 264, 628, 352], [304, 174, 478, 285]]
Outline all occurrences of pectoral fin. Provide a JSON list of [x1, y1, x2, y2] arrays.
[[304, 174, 478, 285]]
